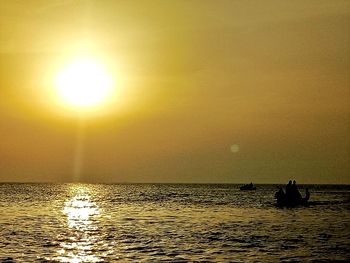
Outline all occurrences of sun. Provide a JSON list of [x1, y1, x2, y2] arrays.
[[55, 57, 113, 109]]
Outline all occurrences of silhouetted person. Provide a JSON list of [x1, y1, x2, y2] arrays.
[[304, 188, 310, 201], [275, 187, 284, 196], [286, 180, 292, 197], [291, 180, 302, 203], [275, 187, 286, 206]]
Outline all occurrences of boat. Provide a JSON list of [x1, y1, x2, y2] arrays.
[[240, 183, 256, 190], [275, 187, 310, 207]]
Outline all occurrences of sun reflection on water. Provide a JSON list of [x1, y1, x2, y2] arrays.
[[55, 186, 103, 263], [64, 195, 99, 230]]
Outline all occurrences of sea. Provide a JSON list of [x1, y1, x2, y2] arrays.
[[0, 183, 349, 262]]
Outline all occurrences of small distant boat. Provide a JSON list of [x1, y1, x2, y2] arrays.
[[240, 183, 256, 190]]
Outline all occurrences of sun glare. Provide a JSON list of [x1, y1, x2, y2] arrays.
[[55, 58, 113, 109]]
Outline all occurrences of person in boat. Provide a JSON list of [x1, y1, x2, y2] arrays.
[[285, 180, 292, 197], [275, 187, 286, 206], [291, 180, 302, 203], [305, 188, 310, 200], [303, 188, 310, 205]]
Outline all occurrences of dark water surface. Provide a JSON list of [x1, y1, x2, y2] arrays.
[[0, 183, 349, 262]]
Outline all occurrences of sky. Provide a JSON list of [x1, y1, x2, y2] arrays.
[[0, 0, 349, 184]]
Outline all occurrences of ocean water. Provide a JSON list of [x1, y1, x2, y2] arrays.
[[0, 183, 349, 262]]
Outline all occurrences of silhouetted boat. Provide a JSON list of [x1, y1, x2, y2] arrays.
[[240, 183, 256, 190], [275, 187, 310, 207]]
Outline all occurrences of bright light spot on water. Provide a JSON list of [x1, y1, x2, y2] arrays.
[[63, 196, 99, 228], [54, 187, 103, 263], [230, 144, 239, 153]]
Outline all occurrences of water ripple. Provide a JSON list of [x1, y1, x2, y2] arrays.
[[0, 183, 349, 262]]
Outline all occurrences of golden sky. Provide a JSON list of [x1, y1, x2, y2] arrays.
[[0, 0, 349, 183]]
